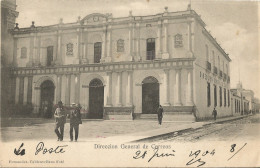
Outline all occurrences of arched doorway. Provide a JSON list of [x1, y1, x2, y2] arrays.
[[40, 80, 55, 118], [89, 78, 104, 119], [142, 76, 159, 114]]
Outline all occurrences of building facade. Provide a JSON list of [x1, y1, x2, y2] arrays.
[[7, 6, 232, 121]]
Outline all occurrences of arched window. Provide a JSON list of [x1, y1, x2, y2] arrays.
[[94, 42, 102, 63], [21, 47, 27, 58], [146, 38, 155, 60], [226, 64, 228, 75], [218, 56, 220, 69], [205, 45, 209, 61], [212, 51, 215, 66], [117, 39, 124, 52], [47, 46, 53, 66]]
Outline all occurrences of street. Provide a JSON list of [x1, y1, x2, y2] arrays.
[[1, 114, 260, 143], [157, 114, 260, 143], [0, 118, 187, 142]]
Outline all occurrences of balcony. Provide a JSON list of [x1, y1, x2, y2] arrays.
[[223, 73, 227, 81], [206, 61, 211, 71], [214, 66, 218, 75], [11, 58, 196, 76], [219, 70, 223, 78]]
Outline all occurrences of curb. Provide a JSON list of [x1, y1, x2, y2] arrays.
[[130, 115, 251, 142], [130, 127, 193, 143]]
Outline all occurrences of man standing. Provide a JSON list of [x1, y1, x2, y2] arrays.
[[68, 103, 82, 142], [212, 107, 217, 121], [54, 101, 66, 141], [157, 105, 164, 125]]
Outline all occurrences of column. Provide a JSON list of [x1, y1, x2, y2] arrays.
[[164, 69, 170, 106], [27, 33, 34, 66], [101, 27, 107, 61], [174, 69, 182, 106], [34, 87, 41, 114], [126, 71, 133, 106], [162, 19, 169, 59], [65, 74, 71, 105], [23, 77, 28, 105], [35, 36, 41, 65], [106, 71, 112, 106], [186, 68, 194, 105], [156, 21, 162, 59], [56, 74, 62, 102], [70, 74, 76, 104], [135, 23, 140, 61], [116, 72, 122, 106], [82, 28, 88, 64], [77, 29, 81, 62], [186, 21, 193, 57], [27, 76, 33, 104], [132, 24, 135, 57], [13, 38, 17, 66], [33, 35, 37, 65], [56, 31, 62, 65], [15, 77, 20, 104], [74, 74, 80, 104], [106, 25, 112, 62], [11, 77, 16, 103], [128, 23, 133, 61], [19, 76, 24, 104]]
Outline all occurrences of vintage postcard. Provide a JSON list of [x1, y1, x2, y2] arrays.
[[1, 0, 260, 167]]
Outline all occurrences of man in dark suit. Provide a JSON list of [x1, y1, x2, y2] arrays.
[[54, 101, 66, 141], [157, 105, 164, 125], [68, 103, 82, 142], [212, 107, 217, 120]]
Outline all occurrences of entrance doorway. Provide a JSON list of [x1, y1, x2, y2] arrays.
[[89, 79, 104, 119], [40, 80, 55, 118], [142, 76, 159, 114]]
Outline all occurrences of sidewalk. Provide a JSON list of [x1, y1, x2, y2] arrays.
[[1, 114, 250, 143], [104, 114, 250, 143]]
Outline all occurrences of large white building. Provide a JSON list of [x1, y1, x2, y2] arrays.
[[6, 5, 232, 121]]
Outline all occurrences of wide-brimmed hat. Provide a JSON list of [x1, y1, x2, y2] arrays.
[[77, 103, 82, 108], [72, 103, 76, 106]]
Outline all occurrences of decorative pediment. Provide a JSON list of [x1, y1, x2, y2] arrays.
[[81, 13, 108, 25]]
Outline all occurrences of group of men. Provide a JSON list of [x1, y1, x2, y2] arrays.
[[54, 101, 82, 142], [53, 102, 218, 141]]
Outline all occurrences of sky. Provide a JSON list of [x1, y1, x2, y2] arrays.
[[15, 0, 260, 98]]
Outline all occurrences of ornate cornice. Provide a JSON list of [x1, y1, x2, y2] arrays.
[[11, 58, 195, 76], [11, 10, 204, 35]]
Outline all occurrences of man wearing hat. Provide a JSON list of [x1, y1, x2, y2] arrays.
[[68, 103, 82, 142], [54, 101, 66, 141]]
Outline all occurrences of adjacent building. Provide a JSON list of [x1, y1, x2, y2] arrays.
[[231, 82, 259, 115], [4, 4, 233, 121]]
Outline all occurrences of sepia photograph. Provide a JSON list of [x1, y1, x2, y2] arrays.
[[1, 0, 260, 167]]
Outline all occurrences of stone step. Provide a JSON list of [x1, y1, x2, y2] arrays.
[[139, 114, 158, 119], [137, 113, 195, 122]]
